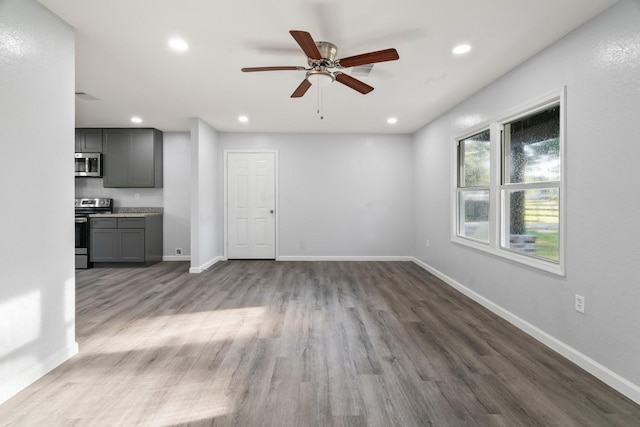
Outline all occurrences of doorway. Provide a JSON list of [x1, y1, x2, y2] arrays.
[[225, 151, 277, 259]]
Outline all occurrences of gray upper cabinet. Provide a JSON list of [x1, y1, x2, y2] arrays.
[[102, 129, 129, 187], [103, 128, 163, 188], [75, 128, 103, 152]]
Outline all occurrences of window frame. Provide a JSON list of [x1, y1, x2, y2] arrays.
[[456, 129, 492, 244], [451, 88, 566, 276]]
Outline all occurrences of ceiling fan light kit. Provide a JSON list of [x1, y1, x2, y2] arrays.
[[242, 30, 399, 99], [307, 70, 335, 87]]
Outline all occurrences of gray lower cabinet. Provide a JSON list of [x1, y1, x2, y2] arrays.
[[119, 228, 145, 261], [90, 227, 119, 261], [103, 128, 163, 188], [90, 215, 162, 264]]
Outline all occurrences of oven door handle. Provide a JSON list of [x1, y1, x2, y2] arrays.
[[75, 217, 88, 223]]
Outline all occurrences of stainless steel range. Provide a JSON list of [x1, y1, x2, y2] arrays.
[[75, 198, 113, 269]]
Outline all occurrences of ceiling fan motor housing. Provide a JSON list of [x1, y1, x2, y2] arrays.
[[308, 41, 338, 68]]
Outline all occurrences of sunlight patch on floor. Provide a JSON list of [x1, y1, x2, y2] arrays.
[[82, 306, 269, 354], [143, 384, 232, 426]]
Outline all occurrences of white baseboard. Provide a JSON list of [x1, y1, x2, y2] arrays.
[[162, 255, 191, 262], [411, 257, 640, 406], [277, 255, 414, 262], [189, 256, 226, 273], [0, 342, 79, 406]]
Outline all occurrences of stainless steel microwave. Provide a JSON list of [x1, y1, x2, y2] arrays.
[[75, 152, 102, 177]]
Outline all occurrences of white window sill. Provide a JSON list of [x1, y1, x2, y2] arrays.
[[452, 235, 565, 276]]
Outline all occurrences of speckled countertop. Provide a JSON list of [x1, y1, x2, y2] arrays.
[[88, 207, 163, 218], [88, 212, 162, 218]]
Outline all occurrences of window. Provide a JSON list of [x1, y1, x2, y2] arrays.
[[453, 90, 565, 275], [457, 129, 490, 242], [501, 105, 560, 262]]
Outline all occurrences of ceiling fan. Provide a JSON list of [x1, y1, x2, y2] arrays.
[[241, 30, 399, 98]]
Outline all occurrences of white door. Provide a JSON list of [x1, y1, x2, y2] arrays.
[[227, 152, 276, 259]]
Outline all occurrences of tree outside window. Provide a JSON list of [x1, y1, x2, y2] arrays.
[[503, 105, 560, 261]]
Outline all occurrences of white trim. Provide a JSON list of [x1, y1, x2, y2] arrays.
[[451, 123, 494, 247], [453, 234, 564, 275], [162, 255, 191, 262], [0, 342, 79, 405], [189, 256, 225, 273], [278, 255, 414, 262], [451, 88, 566, 276], [411, 257, 640, 406], [224, 149, 279, 260]]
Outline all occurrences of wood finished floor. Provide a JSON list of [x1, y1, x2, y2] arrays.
[[1, 261, 639, 426]]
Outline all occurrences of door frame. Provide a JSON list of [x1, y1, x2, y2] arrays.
[[223, 149, 279, 260]]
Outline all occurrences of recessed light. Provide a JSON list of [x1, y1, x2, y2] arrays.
[[130, 116, 142, 124], [387, 117, 398, 125], [168, 37, 189, 52], [453, 44, 472, 55], [238, 115, 249, 123]]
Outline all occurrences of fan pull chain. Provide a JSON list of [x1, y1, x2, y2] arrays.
[[317, 85, 324, 120]]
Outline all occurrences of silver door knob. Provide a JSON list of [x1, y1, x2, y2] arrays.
[[270, 210, 274, 214]]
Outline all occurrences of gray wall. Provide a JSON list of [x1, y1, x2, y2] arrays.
[[219, 133, 414, 259], [413, 0, 640, 390], [77, 131, 414, 261], [162, 132, 191, 258], [0, 0, 76, 403], [75, 178, 163, 208], [190, 119, 222, 272]]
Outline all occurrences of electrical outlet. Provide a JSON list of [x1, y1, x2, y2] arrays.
[[134, 193, 140, 200], [175, 248, 182, 255], [575, 294, 585, 314], [426, 239, 430, 248]]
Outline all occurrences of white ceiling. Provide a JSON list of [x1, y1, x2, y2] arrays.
[[39, 0, 617, 134]]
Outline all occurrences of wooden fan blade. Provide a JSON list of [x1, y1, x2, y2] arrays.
[[337, 48, 399, 68], [291, 79, 312, 98], [289, 30, 322, 60], [335, 73, 374, 94], [242, 66, 305, 72]]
